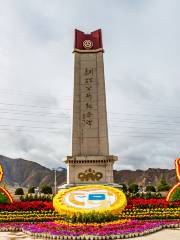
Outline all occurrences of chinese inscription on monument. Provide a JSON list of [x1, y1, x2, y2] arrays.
[[82, 68, 94, 129], [64, 29, 117, 185]]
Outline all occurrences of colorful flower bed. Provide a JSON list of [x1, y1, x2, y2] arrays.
[[0, 201, 60, 223], [0, 207, 178, 223], [126, 198, 180, 209], [53, 185, 127, 216], [0, 210, 61, 222], [0, 201, 53, 211], [121, 198, 180, 220], [122, 207, 180, 220], [0, 199, 179, 223], [0, 199, 178, 238], [0, 220, 179, 239], [1, 199, 179, 212]]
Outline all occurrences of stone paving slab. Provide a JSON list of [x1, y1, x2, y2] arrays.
[[127, 228, 180, 240], [0, 232, 38, 240], [0, 229, 180, 240]]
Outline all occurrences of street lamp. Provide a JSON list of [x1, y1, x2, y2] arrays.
[[52, 167, 62, 194]]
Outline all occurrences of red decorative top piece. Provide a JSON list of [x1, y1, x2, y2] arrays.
[[74, 29, 103, 51]]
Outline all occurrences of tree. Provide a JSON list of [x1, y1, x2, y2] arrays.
[[119, 183, 127, 193], [146, 185, 156, 192], [157, 172, 170, 192], [41, 185, 52, 194], [15, 188, 24, 195], [28, 186, 36, 194], [0, 192, 10, 204], [128, 184, 139, 193], [170, 187, 180, 202], [144, 192, 152, 199], [155, 191, 163, 199]]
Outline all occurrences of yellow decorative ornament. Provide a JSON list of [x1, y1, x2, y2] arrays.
[[53, 185, 127, 216]]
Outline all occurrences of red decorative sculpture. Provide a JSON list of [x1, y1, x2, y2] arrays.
[[74, 29, 103, 52], [0, 164, 13, 203], [166, 158, 180, 201]]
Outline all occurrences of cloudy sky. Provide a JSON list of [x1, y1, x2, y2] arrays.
[[0, 0, 179, 170]]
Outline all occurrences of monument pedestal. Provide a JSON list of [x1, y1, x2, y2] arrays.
[[64, 155, 117, 185]]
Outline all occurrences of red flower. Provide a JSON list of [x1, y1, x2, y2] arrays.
[[0, 201, 54, 211], [126, 198, 180, 209]]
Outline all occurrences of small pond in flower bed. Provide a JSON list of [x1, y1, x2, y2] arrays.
[[0, 232, 38, 240]]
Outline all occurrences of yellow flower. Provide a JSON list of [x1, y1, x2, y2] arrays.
[[53, 185, 127, 216]]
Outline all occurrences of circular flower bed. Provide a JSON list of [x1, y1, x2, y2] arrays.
[[53, 185, 127, 216]]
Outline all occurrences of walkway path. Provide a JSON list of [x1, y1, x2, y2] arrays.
[[0, 231, 37, 240], [127, 228, 180, 240], [0, 229, 179, 240]]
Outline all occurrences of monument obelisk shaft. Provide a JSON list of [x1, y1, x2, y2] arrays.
[[72, 34, 109, 156], [65, 29, 117, 186]]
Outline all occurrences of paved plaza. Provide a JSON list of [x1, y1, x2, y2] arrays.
[[0, 229, 179, 240], [128, 228, 180, 240], [0, 231, 37, 240]]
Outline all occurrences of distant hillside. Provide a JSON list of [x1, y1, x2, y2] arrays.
[[0, 155, 66, 187], [114, 168, 176, 187], [0, 155, 177, 188]]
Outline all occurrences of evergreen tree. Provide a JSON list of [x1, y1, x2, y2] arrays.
[[15, 188, 24, 195], [41, 185, 52, 194], [119, 183, 127, 193], [157, 171, 170, 191], [146, 185, 156, 192], [28, 186, 35, 194], [128, 184, 139, 193]]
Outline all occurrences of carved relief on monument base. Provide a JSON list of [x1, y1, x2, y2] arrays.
[[64, 155, 117, 185]]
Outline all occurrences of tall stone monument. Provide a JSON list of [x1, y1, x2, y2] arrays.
[[64, 29, 117, 186]]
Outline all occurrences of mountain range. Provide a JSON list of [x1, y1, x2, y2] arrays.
[[0, 155, 177, 188]]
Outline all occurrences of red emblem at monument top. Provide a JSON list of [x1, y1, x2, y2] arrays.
[[74, 29, 103, 52]]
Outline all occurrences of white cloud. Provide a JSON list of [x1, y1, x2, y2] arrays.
[[0, 0, 179, 170]]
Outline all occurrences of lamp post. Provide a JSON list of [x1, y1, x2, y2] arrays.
[[52, 167, 62, 194]]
